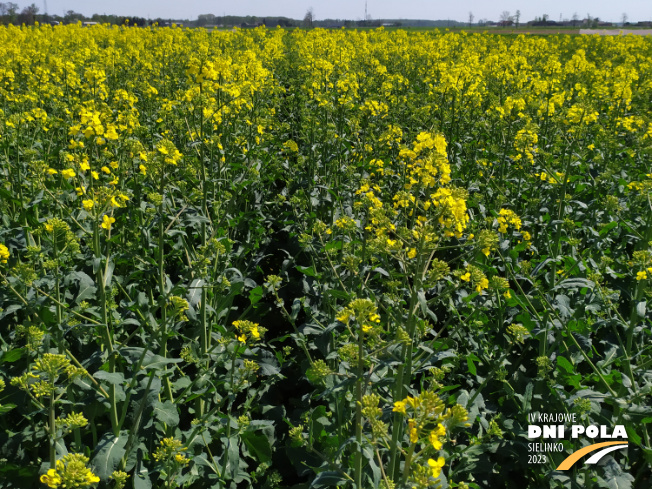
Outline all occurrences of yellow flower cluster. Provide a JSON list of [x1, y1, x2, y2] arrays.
[[460, 265, 490, 293], [392, 390, 469, 484], [152, 437, 190, 466], [636, 268, 652, 281], [497, 208, 522, 234], [40, 454, 99, 488], [336, 298, 381, 334], [233, 319, 264, 344], [0, 243, 9, 264]]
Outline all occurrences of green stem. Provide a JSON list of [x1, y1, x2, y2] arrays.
[[49, 389, 56, 468], [94, 221, 119, 436], [354, 322, 364, 488]]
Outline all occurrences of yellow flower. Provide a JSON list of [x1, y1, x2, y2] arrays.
[[174, 453, 189, 465], [47, 168, 58, 175], [427, 457, 445, 478], [61, 169, 76, 179], [139, 164, 147, 175], [0, 243, 9, 264], [40, 468, 62, 488], [75, 186, 86, 196], [101, 215, 115, 230], [408, 418, 419, 443], [476, 277, 489, 292], [101, 166, 111, 174], [336, 309, 352, 324], [105, 126, 119, 140], [460, 272, 471, 282], [429, 423, 446, 450], [91, 171, 99, 180], [407, 248, 417, 259], [392, 400, 407, 415], [82, 199, 94, 211], [40, 453, 99, 488], [636, 271, 647, 281], [139, 151, 148, 161]]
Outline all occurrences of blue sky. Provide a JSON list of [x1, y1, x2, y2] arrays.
[[31, 0, 652, 22]]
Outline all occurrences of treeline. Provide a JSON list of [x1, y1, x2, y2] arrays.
[[0, 4, 471, 29], [0, 2, 181, 26], [196, 14, 466, 28]]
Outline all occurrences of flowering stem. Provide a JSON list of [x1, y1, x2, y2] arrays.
[[401, 442, 417, 485], [354, 321, 364, 488], [53, 237, 63, 352], [49, 389, 56, 468], [388, 243, 424, 480], [93, 223, 119, 437], [157, 179, 174, 404]]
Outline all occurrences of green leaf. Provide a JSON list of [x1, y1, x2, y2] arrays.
[[557, 356, 574, 374], [466, 356, 477, 376], [554, 278, 594, 290], [249, 285, 264, 306], [92, 431, 128, 480], [223, 435, 240, 480], [625, 425, 642, 445], [152, 400, 180, 427], [0, 404, 16, 414], [0, 348, 25, 363], [118, 347, 182, 369], [602, 458, 634, 489], [296, 265, 320, 278], [0, 304, 23, 320], [187, 278, 204, 307], [522, 382, 533, 413], [93, 371, 125, 385], [241, 431, 272, 464], [599, 221, 618, 236], [311, 471, 348, 488], [133, 449, 152, 489]]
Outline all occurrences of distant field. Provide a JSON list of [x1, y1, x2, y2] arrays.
[[1, 24, 650, 489]]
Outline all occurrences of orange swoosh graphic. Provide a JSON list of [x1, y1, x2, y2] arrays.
[[556, 441, 627, 470]]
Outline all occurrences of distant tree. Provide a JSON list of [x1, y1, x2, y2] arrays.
[[64, 10, 83, 23], [499, 11, 513, 27], [621, 13, 628, 25], [515, 10, 520, 27], [571, 12, 579, 27], [18, 3, 38, 25], [197, 13, 216, 26], [303, 7, 314, 28], [1, 1, 18, 23], [468, 11, 474, 27]]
